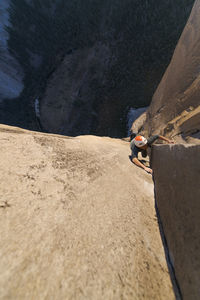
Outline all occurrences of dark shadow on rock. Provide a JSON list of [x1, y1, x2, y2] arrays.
[[128, 155, 132, 163], [153, 180, 182, 300]]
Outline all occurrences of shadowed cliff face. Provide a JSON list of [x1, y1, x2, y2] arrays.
[[152, 144, 200, 299], [141, 0, 200, 144], [0, 0, 194, 136]]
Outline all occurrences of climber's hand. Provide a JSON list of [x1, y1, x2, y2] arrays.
[[168, 140, 175, 144], [144, 167, 153, 174]]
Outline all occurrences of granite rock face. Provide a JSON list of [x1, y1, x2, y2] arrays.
[[0, 124, 175, 299], [152, 144, 200, 300], [142, 0, 200, 144]]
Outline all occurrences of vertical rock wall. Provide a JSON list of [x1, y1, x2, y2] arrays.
[[152, 144, 200, 299], [142, 0, 200, 141]]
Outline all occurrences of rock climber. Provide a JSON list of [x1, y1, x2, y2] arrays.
[[130, 132, 174, 174]]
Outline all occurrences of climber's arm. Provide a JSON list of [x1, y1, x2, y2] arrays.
[[132, 157, 153, 174], [158, 135, 174, 144]]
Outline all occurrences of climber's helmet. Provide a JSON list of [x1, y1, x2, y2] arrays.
[[133, 135, 147, 148]]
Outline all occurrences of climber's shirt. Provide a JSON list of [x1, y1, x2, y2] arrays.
[[130, 135, 159, 159]]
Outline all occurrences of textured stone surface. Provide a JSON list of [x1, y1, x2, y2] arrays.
[[142, 0, 200, 144], [152, 144, 200, 300], [0, 124, 174, 299]]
